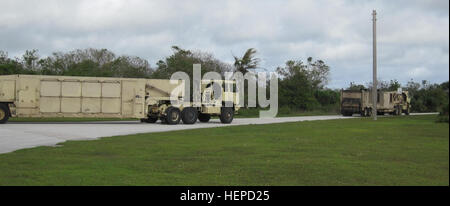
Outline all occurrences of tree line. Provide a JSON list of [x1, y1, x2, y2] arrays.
[[0, 47, 448, 114], [0, 49, 153, 78]]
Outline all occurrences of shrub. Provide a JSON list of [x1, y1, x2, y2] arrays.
[[436, 103, 449, 123]]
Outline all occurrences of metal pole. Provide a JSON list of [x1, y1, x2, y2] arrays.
[[372, 10, 377, 120]]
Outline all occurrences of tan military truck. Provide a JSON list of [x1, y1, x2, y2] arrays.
[[0, 75, 240, 124], [340, 89, 410, 116], [146, 79, 240, 124]]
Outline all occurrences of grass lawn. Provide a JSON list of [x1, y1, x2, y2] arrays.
[[0, 115, 447, 185]]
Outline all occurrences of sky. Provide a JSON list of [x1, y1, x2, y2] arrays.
[[1, 0, 448, 88]]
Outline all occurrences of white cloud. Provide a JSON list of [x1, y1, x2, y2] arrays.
[[408, 67, 432, 78], [0, 0, 448, 88]]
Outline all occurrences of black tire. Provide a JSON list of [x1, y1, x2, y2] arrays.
[[0, 104, 10, 124], [181, 107, 198, 124], [198, 113, 211, 123], [220, 107, 234, 124], [165, 107, 181, 125], [160, 117, 167, 124]]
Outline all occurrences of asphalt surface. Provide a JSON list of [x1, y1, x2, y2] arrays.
[[0, 113, 438, 154]]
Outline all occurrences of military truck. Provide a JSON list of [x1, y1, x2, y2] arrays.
[[146, 79, 240, 124], [0, 75, 240, 124], [340, 89, 410, 116]]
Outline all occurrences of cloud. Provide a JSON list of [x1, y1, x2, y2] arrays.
[[0, 0, 448, 88], [408, 67, 432, 78]]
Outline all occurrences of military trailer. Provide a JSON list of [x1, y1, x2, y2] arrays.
[[0, 75, 240, 124], [340, 89, 410, 116]]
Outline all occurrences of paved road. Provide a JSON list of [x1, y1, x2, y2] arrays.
[[0, 113, 438, 154]]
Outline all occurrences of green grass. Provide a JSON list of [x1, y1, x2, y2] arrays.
[[0, 115, 447, 185]]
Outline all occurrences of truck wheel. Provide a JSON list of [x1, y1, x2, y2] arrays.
[[0, 104, 10, 124], [198, 113, 211, 123], [220, 107, 234, 124], [181, 107, 198, 124], [165, 107, 181, 125]]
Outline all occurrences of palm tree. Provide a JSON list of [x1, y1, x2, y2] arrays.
[[233, 48, 260, 73]]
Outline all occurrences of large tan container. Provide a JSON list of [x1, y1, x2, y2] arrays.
[[0, 75, 183, 119], [340, 89, 410, 116]]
